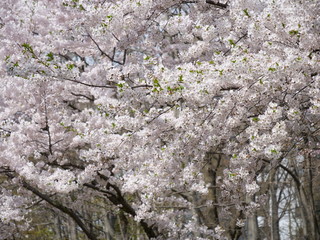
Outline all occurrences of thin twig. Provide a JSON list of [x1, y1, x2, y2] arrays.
[[224, 33, 248, 56], [87, 33, 124, 65]]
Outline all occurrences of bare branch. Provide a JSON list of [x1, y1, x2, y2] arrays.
[[70, 92, 95, 102], [58, 76, 117, 89], [206, 0, 228, 8], [87, 33, 125, 65], [22, 181, 98, 240]]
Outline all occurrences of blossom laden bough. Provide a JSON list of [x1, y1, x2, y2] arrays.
[[0, 0, 319, 239]]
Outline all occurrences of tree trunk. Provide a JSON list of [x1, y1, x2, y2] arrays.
[[68, 217, 77, 240], [202, 153, 223, 229], [246, 195, 259, 240], [297, 187, 320, 240], [270, 169, 280, 240], [103, 210, 115, 240]]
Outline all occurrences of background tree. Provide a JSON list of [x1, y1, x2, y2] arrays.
[[0, 0, 319, 239]]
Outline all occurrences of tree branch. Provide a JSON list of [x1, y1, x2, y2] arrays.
[[59, 76, 117, 89], [224, 33, 247, 56], [261, 159, 301, 188], [206, 0, 228, 8], [87, 33, 125, 65], [17, 179, 97, 240], [91, 172, 159, 238]]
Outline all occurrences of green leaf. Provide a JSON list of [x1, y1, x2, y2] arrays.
[[79, 4, 85, 11], [271, 149, 278, 153], [228, 39, 235, 46], [178, 75, 183, 82], [181, 162, 186, 169], [22, 43, 34, 55], [66, 63, 75, 70], [243, 9, 251, 17], [153, 78, 160, 87], [46, 52, 54, 61], [252, 117, 260, 122], [229, 173, 237, 177], [289, 30, 299, 36]]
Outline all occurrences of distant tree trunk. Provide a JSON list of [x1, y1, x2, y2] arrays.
[[246, 195, 259, 240], [68, 217, 77, 240], [270, 169, 280, 240], [295, 153, 320, 240], [118, 211, 128, 240], [53, 214, 63, 240], [192, 192, 204, 238], [103, 210, 115, 240], [297, 187, 320, 240], [202, 153, 223, 229], [202, 153, 243, 239]]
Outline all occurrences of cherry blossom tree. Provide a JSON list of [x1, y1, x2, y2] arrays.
[[0, 0, 319, 239]]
